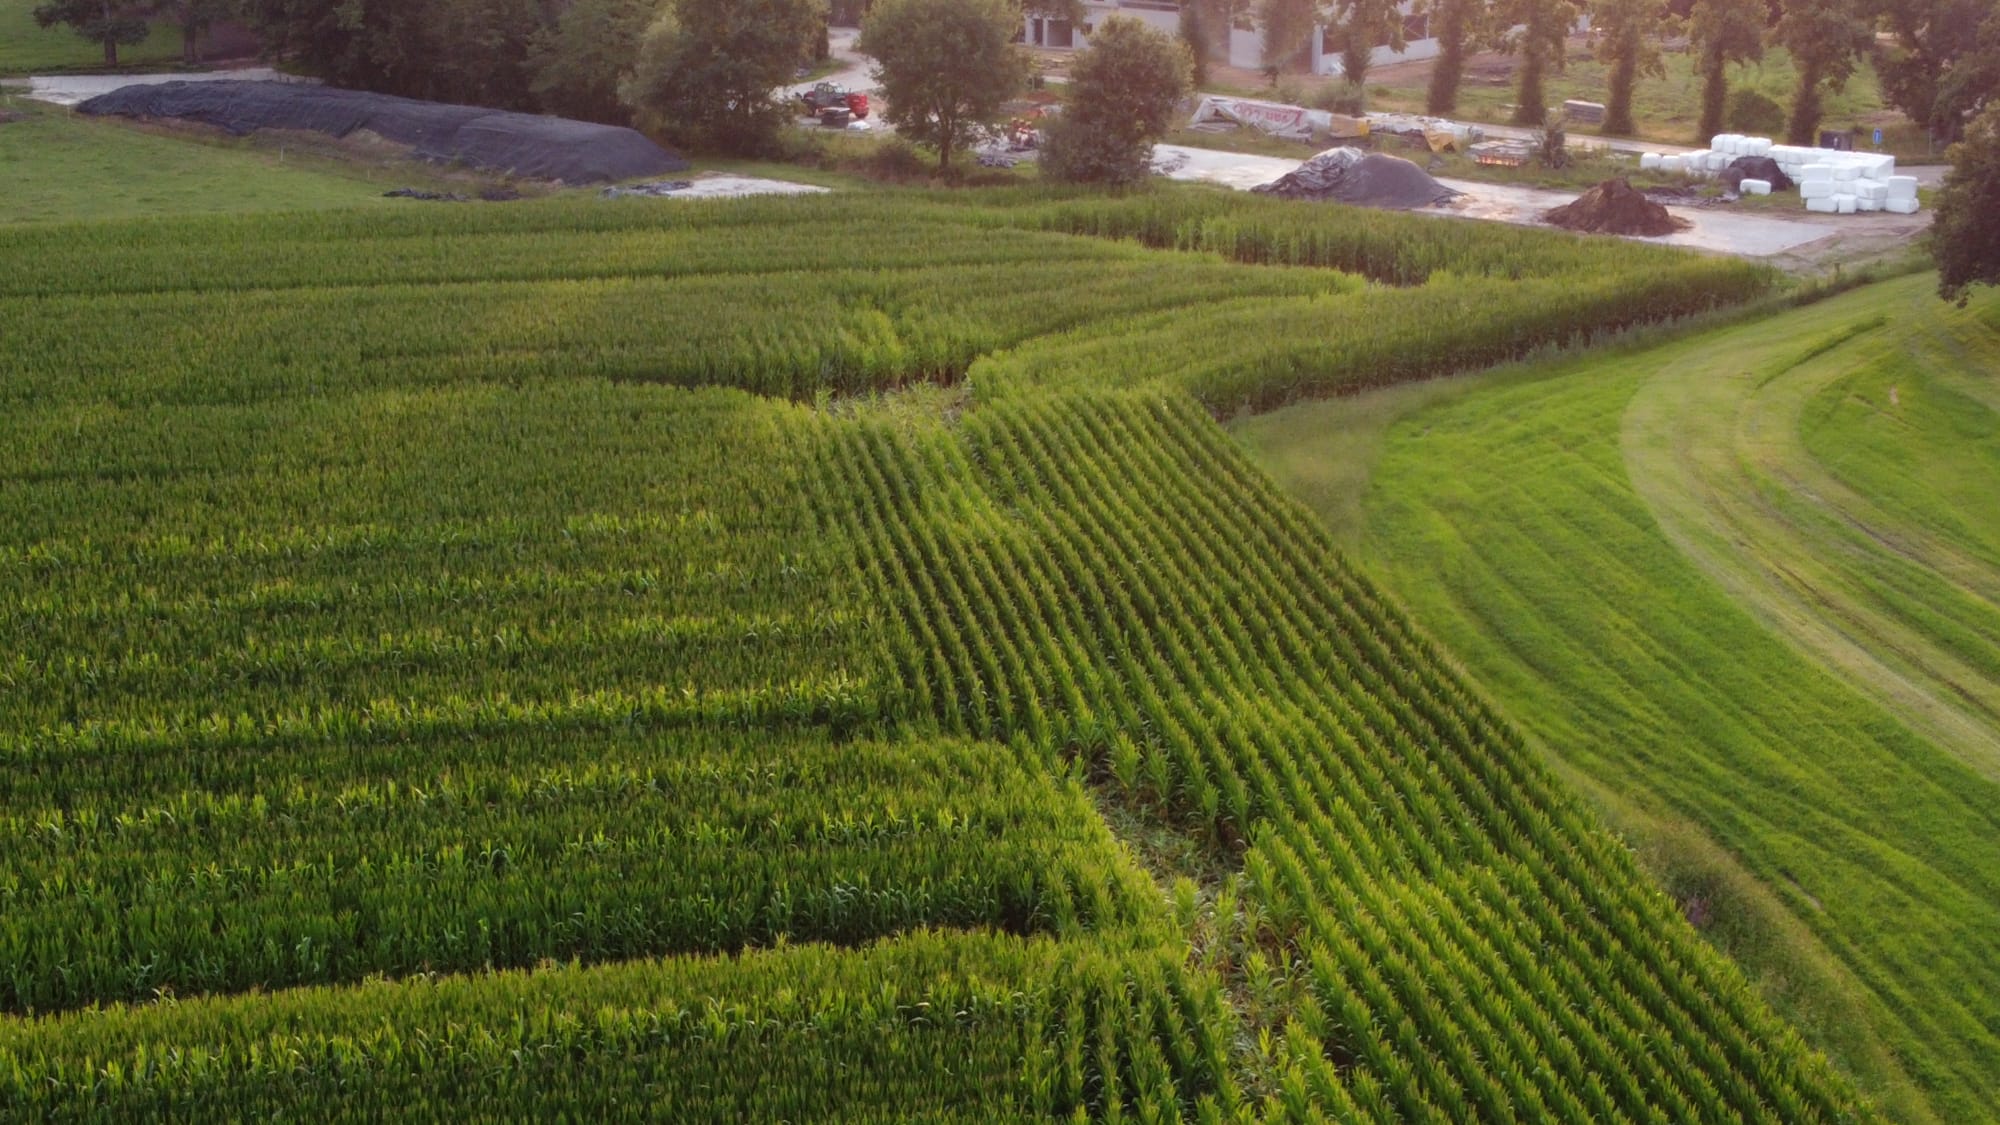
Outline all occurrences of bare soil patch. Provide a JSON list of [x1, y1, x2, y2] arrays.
[[1545, 178, 1690, 236]]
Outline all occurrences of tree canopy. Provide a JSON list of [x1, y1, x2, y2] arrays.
[[621, 0, 824, 156], [31, 0, 152, 66], [1772, 0, 1872, 144], [1041, 15, 1192, 186], [1873, 0, 1999, 145], [1425, 0, 1492, 114], [1935, 104, 2000, 305], [1687, 0, 1765, 141], [529, 0, 661, 125], [859, 0, 1027, 169], [1329, 0, 1406, 90], [1503, 0, 1577, 125], [1590, 0, 1667, 136]]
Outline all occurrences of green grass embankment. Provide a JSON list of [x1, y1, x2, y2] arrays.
[[1234, 275, 2000, 1125]]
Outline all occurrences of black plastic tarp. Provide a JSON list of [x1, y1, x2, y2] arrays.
[[1252, 148, 1460, 209], [77, 81, 687, 184]]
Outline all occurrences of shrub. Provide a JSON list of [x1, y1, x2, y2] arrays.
[[1311, 82, 1367, 116], [1727, 88, 1786, 135]]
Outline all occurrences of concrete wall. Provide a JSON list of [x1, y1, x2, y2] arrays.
[[1026, 2, 1180, 49]]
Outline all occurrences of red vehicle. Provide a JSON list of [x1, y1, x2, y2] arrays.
[[799, 82, 869, 121]]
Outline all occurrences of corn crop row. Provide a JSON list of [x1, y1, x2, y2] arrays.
[[833, 390, 1876, 1124]]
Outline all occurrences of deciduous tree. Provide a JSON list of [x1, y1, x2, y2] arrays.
[[1180, 0, 1211, 88], [31, 0, 152, 66], [1772, 0, 1871, 144], [621, 0, 822, 155], [1257, 0, 1316, 79], [1935, 104, 2000, 305], [1425, 0, 1490, 114], [1041, 15, 1192, 185], [1687, 0, 1763, 141], [1329, 0, 1405, 90], [1590, 0, 1666, 135], [1503, 0, 1577, 125], [529, 0, 660, 125], [859, 0, 1027, 170], [1872, 0, 1995, 146]]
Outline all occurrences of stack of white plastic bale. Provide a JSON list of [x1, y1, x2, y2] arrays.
[[1634, 134, 1920, 216]]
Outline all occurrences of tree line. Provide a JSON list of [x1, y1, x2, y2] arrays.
[[1232, 0, 1998, 143]]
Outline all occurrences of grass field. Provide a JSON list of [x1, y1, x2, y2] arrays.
[[0, 186, 1877, 1119], [0, 0, 184, 75], [1236, 275, 2000, 1124], [0, 103, 428, 223]]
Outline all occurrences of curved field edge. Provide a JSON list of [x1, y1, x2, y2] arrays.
[[1233, 277, 2000, 1123]]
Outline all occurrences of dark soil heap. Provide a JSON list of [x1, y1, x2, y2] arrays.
[[1543, 178, 1690, 236], [1253, 148, 1460, 210]]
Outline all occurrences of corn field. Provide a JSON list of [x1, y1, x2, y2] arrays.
[[0, 187, 1868, 1121]]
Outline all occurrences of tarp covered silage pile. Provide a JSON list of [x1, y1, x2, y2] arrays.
[[77, 81, 687, 184]]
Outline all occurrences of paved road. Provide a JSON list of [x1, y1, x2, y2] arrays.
[[785, 28, 875, 99], [1150, 143, 1860, 259]]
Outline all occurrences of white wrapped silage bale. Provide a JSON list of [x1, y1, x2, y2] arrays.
[[1886, 175, 1920, 201], [1800, 163, 1834, 182], [1886, 197, 1921, 214], [1800, 180, 1834, 199], [1834, 163, 1861, 181], [1835, 194, 1857, 214], [1740, 179, 1772, 196], [1857, 197, 1883, 212], [1661, 155, 1685, 173], [1859, 154, 1895, 179], [1854, 180, 1887, 202], [1640, 152, 1662, 170], [1807, 197, 1837, 213]]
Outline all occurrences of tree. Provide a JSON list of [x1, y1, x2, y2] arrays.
[[410, 0, 546, 109], [529, 0, 660, 125], [1425, 0, 1490, 114], [621, 0, 823, 155], [1330, 0, 1405, 90], [1180, 0, 1211, 89], [1502, 0, 1577, 125], [1771, 0, 1871, 144], [1871, 0, 1994, 146], [238, 0, 544, 110], [1041, 15, 1192, 185], [1687, 0, 1763, 141], [1590, 0, 1666, 135], [1257, 0, 1316, 80], [1935, 105, 2000, 305], [31, 0, 152, 66], [859, 0, 1027, 170], [153, 0, 233, 65]]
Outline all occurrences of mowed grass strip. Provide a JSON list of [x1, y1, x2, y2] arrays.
[[1236, 276, 2000, 1124]]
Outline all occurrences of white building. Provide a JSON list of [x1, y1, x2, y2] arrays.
[[1024, 1, 1443, 78]]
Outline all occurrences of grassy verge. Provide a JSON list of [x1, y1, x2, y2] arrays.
[[0, 101, 518, 223], [1232, 274, 2000, 1125]]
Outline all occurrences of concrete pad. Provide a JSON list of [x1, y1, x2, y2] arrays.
[[1148, 145, 1841, 260]]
